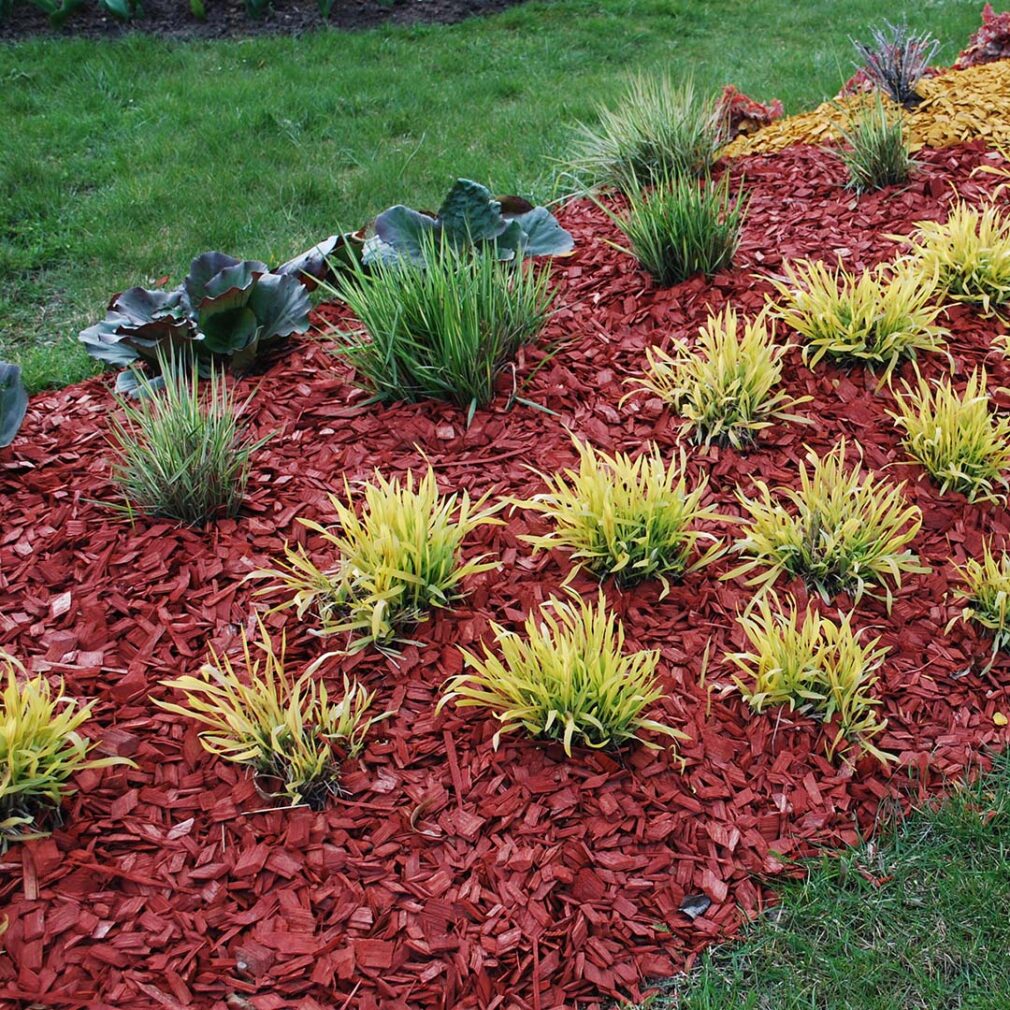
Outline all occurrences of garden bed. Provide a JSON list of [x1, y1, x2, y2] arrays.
[[2, 138, 1010, 1009]]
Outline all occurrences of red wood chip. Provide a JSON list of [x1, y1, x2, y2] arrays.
[[1, 139, 1009, 1009]]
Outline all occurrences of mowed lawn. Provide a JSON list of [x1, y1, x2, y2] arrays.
[[0, 0, 987, 390]]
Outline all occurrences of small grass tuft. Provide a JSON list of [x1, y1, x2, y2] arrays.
[[516, 438, 726, 596], [728, 440, 926, 607], [951, 543, 1010, 651], [602, 172, 746, 287], [836, 95, 914, 192], [898, 202, 1010, 313], [1, 653, 131, 847], [329, 240, 553, 414], [728, 595, 891, 761], [106, 357, 266, 526], [769, 259, 946, 378], [628, 306, 811, 448], [889, 367, 1010, 502], [157, 622, 388, 808], [566, 74, 727, 192], [253, 467, 503, 653], [438, 593, 687, 756]]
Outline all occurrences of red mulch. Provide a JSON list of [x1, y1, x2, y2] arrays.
[[2, 140, 1010, 1010]]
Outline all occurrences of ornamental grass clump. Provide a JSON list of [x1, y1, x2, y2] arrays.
[[850, 21, 940, 107], [836, 96, 914, 192], [951, 543, 1010, 651], [628, 307, 811, 448], [515, 438, 725, 596], [157, 623, 387, 808], [107, 356, 266, 526], [728, 441, 926, 607], [727, 596, 891, 761], [438, 594, 687, 755], [566, 75, 727, 192], [254, 467, 502, 653], [889, 368, 1010, 502], [1, 653, 131, 847], [330, 239, 553, 415], [605, 172, 746, 287], [769, 259, 946, 379], [898, 203, 1010, 313]]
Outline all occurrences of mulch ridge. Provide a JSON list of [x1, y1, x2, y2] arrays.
[[2, 139, 1010, 1009]]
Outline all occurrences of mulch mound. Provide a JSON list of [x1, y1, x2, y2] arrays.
[[2, 140, 1010, 1009], [0, 0, 531, 42]]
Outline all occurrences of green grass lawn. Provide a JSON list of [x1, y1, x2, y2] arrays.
[[634, 757, 1010, 1010], [0, 0, 987, 391]]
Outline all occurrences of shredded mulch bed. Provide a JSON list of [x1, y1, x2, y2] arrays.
[[2, 140, 1010, 1009], [0, 0, 531, 42]]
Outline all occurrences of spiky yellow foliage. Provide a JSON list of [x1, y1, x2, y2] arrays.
[[438, 594, 686, 756], [951, 543, 1010, 652], [157, 621, 389, 808], [253, 467, 503, 652], [516, 437, 726, 596], [629, 307, 810, 448], [889, 368, 1010, 502], [727, 596, 891, 762]]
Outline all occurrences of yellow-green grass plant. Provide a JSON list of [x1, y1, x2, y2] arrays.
[[437, 594, 686, 756], [769, 259, 947, 380], [727, 440, 926, 608], [727, 595, 891, 762], [330, 239, 553, 417], [566, 74, 728, 193], [836, 95, 914, 193], [516, 437, 727, 596], [896, 202, 1010, 313], [254, 467, 503, 653], [157, 621, 389, 808], [600, 171, 746, 287], [107, 355, 268, 526], [950, 543, 1010, 653], [1, 653, 132, 847], [889, 368, 1010, 503], [627, 306, 812, 449]]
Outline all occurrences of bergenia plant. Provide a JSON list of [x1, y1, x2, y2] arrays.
[[363, 179, 574, 266], [80, 252, 311, 395], [0, 362, 28, 449]]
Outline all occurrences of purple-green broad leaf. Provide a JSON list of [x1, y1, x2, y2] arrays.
[[364, 179, 574, 267], [78, 287, 197, 367], [275, 232, 365, 291], [0, 362, 28, 449]]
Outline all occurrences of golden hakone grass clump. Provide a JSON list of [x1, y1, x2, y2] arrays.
[[769, 259, 947, 379], [889, 368, 1010, 502], [515, 437, 726, 596], [728, 440, 926, 607], [950, 543, 1010, 653], [628, 306, 811, 449], [1, 653, 132, 847], [727, 596, 891, 762], [157, 622, 389, 808], [896, 202, 1010, 313], [253, 467, 503, 653], [438, 594, 687, 756]]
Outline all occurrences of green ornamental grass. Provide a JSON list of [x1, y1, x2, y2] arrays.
[[329, 239, 553, 415], [602, 171, 746, 287], [951, 543, 1010, 652], [836, 95, 915, 192], [566, 74, 727, 192], [107, 356, 267, 526]]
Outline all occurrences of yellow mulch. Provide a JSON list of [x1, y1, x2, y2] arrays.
[[723, 59, 1010, 159]]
